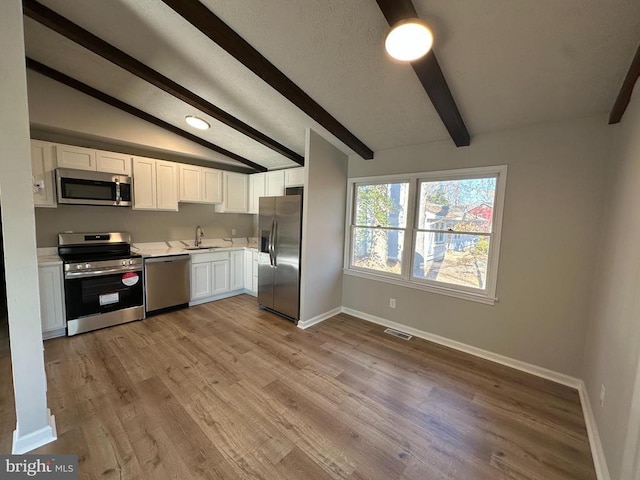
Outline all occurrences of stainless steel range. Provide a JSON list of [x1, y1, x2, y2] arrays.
[[58, 232, 144, 336]]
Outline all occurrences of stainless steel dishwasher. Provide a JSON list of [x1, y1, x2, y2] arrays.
[[144, 255, 190, 315]]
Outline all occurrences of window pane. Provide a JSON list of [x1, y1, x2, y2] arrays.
[[418, 177, 497, 233], [352, 227, 404, 275], [355, 182, 409, 228], [413, 232, 490, 290]]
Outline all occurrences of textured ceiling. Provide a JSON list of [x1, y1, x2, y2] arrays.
[[23, 0, 640, 170]]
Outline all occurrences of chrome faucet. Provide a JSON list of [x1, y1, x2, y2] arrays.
[[195, 225, 204, 247]]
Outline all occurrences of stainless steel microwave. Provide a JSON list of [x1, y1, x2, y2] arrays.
[[56, 168, 132, 207]]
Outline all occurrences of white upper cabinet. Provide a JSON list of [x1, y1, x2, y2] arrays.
[[132, 157, 178, 211], [95, 150, 131, 175], [155, 160, 179, 211], [215, 172, 248, 213], [248, 170, 286, 214], [179, 164, 222, 204], [179, 164, 202, 202], [55, 143, 131, 175], [285, 167, 305, 187], [132, 157, 156, 210], [30, 140, 56, 208], [202, 168, 222, 204], [55, 144, 96, 171], [266, 170, 285, 196], [248, 173, 266, 214]]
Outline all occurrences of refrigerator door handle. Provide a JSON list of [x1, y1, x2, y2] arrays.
[[269, 219, 276, 266], [272, 221, 278, 267]]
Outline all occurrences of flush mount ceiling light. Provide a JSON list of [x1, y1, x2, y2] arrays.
[[385, 19, 433, 62], [185, 115, 210, 130]]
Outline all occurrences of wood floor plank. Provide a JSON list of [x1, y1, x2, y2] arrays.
[[0, 295, 596, 479]]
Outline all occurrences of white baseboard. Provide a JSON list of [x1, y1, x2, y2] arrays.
[[578, 381, 611, 480], [341, 307, 581, 388], [297, 307, 343, 330], [12, 411, 57, 454]]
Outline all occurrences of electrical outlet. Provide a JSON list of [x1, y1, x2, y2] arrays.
[[600, 384, 606, 407], [231, 228, 236, 235], [389, 298, 396, 309]]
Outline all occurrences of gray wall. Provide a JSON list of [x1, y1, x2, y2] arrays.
[[35, 203, 255, 247], [583, 86, 640, 480], [299, 129, 348, 322], [27, 72, 245, 170], [345, 115, 609, 376]]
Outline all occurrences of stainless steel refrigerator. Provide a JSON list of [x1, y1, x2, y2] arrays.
[[258, 195, 302, 322]]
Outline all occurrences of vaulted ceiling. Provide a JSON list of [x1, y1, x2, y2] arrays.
[[22, 0, 640, 172]]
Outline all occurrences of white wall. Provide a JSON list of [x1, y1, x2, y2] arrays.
[[345, 116, 609, 376], [299, 129, 348, 323], [0, 0, 55, 453], [583, 85, 640, 480]]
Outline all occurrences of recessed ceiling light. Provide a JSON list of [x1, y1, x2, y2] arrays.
[[185, 115, 210, 130], [385, 19, 433, 62]]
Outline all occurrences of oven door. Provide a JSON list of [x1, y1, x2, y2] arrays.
[[64, 268, 143, 321]]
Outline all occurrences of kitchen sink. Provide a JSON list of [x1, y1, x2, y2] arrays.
[[183, 246, 216, 250]]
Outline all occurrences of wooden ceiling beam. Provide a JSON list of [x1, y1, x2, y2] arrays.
[[160, 0, 375, 160], [609, 43, 640, 124], [22, 0, 303, 166], [375, 0, 470, 147], [26, 58, 266, 172]]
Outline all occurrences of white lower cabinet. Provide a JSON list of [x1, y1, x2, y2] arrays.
[[190, 261, 213, 301], [252, 250, 258, 294], [190, 250, 246, 305], [230, 250, 244, 291], [38, 264, 66, 339], [243, 249, 258, 296]]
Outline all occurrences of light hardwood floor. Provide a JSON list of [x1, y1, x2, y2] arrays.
[[0, 295, 596, 479]]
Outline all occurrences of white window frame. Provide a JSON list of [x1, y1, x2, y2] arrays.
[[344, 165, 507, 305]]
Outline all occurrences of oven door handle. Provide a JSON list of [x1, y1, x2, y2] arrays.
[[65, 266, 142, 279]]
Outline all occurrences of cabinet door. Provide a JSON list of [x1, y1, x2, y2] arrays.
[[179, 164, 202, 202], [55, 144, 96, 171], [155, 160, 179, 211], [132, 157, 157, 210], [248, 173, 265, 214], [212, 260, 230, 294], [96, 150, 131, 175], [243, 250, 253, 290], [230, 250, 244, 291], [190, 262, 213, 301], [202, 168, 222, 204], [30, 140, 56, 208], [39, 265, 65, 334], [252, 250, 259, 293], [220, 172, 248, 213], [284, 167, 305, 187], [266, 171, 285, 196]]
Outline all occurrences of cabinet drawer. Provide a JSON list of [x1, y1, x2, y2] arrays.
[[190, 251, 229, 263]]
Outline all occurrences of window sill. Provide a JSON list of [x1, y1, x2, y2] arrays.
[[343, 268, 498, 305]]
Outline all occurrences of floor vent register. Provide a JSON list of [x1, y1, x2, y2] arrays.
[[384, 328, 413, 341]]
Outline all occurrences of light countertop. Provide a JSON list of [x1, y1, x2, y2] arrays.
[[36, 238, 259, 265]]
